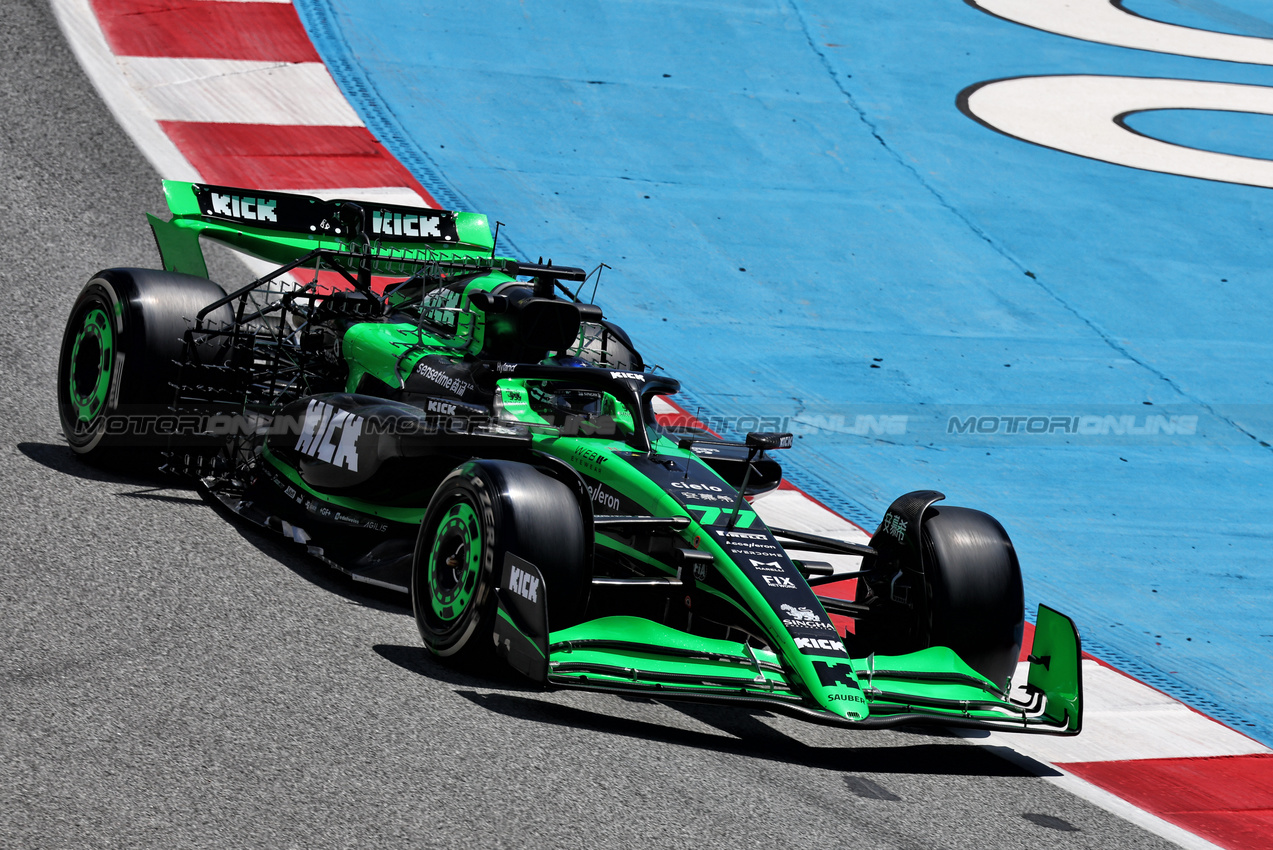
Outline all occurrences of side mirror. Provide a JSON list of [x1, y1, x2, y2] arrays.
[[745, 432, 793, 450]]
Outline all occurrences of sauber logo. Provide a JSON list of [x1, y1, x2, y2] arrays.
[[210, 193, 277, 222], [372, 209, 442, 239], [813, 661, 863, 691], [795, 637, 844, 652], [295, 400, 363, 471], [508, 564, 540, 603]]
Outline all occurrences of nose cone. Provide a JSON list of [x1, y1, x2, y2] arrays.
[[797, 656, 870, 720]]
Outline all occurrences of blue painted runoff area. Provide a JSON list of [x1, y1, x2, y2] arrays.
[[1123, 0, 1273, 39], [1125, 109, 1273, 161], [295, 0, 1273, 744]]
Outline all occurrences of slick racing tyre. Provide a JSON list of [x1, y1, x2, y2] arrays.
[[57, 268, 232, 467], [920, 506, 1025, 690], [412, 460, 589, 664]]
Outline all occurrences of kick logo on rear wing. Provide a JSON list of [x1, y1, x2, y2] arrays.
[[188, 183, 461, 244]]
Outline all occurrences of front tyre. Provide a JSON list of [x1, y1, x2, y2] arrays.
[[921, 506, 1025, 689], [412, 460, 589, 664]]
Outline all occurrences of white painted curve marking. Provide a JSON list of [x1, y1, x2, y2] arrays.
[[118, 58, 363, 126], [973, 0, 1273, 65], [966, 75, 1273, 188], [300, 187, 431, 206], [50, 0, 199, 181], [1002, 660, 1271, 763], [751, 489, 871, 543]]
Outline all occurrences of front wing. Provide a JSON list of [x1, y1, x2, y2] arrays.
[[495, 559, 1083, 737]]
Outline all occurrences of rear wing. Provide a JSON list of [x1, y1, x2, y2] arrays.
[[147, 180, 497, 279]]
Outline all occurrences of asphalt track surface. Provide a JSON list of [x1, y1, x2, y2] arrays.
[[0, 3, 1181, 848]]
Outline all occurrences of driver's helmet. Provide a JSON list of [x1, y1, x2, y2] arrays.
[[543, 354, 590, 369], [529, 354, 604, 420]]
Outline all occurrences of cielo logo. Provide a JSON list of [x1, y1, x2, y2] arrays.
[[962, 0, 1273, 188]]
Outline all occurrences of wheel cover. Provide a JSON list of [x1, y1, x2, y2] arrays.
[[68, 306, 114, 423], [426, 501, 482, 622]]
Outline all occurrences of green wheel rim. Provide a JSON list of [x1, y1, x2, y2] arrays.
[[68, 306, 114, 423], [427, 501, 482, 622]]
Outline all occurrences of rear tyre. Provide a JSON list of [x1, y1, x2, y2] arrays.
[[412, 460, 589, 665], [56, 268, 232, 467], [920, 506, 1024, 689]]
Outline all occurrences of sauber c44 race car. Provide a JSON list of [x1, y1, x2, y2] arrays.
[[57, 181, 1082, 735]]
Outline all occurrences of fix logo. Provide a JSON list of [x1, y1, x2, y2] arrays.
[[508, 564, 540, 603], [763, 575, 796, 589], [880, 512, 908, 543], [209, 193, 278, 223], [372, 209, 442, 239], [749, 558, 784, 572], [609, 371, 645, 382], [812, 661, 863, 691], [795, 637, 844, 652], [780, 603, 818, 621], [294, 400, 363, 471]]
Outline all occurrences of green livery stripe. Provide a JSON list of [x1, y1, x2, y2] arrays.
[[550, 616, 777, 662], [260, 445, 426, 525], [549, 617, 792, 693]]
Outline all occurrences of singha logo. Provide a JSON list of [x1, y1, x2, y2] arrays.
[[780, 603, 818, 621]]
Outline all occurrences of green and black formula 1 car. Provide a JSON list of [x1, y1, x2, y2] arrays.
[[57, 181, 1082, 735]]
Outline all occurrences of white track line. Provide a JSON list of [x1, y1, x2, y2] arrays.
[[51, 0, 199, 181], [1000, 660, 1269, 764], [117, 57, 362, 126]]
